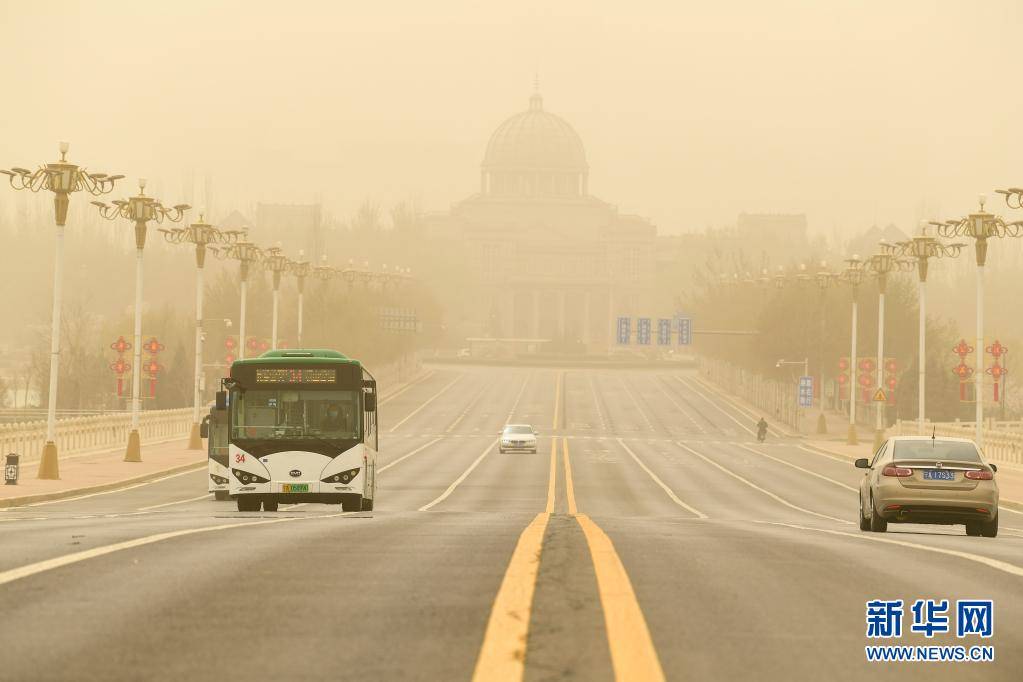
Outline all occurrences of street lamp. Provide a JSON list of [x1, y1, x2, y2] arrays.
[[995, 187, 1023, 210], [776, 357, 809, 432], [262, 244, 292, 350], [290, 250, 311, 347], [813, 263, 839, 435], [92, 179, 189, 461], [161, 216, 239, 449], [866, 245, 913, 450], [1, 143, 123, 478], [932, 196, 1023, 449], [890, 223, 965, 435], [840, 256, 866, 445], [313, 255, 337, 346], [218, 241, 264, 359]]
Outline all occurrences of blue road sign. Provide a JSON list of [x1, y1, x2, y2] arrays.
[[677, 317, 692, 346], [616, 317, 631, 345], [637, 318, 652, 345], [657, 319, 671, 346], [798, 375, 814, 408]]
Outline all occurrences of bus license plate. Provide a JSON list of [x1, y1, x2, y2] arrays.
[[923, 470, 955, 481], [282, 483, 309, 493]]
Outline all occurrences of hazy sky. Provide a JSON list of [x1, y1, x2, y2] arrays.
[[1, 1, 1022, 235]]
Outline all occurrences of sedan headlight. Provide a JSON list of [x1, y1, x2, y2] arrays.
[[321, 467, 361, 484], [231, 468, 269, 484]]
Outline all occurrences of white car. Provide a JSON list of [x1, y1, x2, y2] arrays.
[[500, 424, 538, 453]]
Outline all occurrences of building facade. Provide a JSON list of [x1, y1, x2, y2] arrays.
[[427, 92, 657, 353]]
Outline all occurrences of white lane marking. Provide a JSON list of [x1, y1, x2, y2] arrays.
[[506, 373, 532, 423], [419, 439, 497, 512], [797, 444, 854, 464], [654, 379, 700, 432], [999, 502, 1023, 516], [138, 494, 213, 511], [378, 370, 435, 406], [18, 467, 205, 508], [616, 438, 707, 519], [736, 444, 858, 492], [378, 437, 444, 474], [0, 512, 347, 588], [757, 521, 1023, 578], [675, 441, 851, 524], [675, 376, 756, 436], [447, 381, 491, 433], [388, 374, 463, 433], [588, 374, 608, 432], [620, 377, 656, 433]]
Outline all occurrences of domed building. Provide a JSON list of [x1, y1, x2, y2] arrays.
[[426, 91, 657, 353]]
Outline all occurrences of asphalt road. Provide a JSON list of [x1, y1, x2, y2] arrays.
[[1, 366, 1021, 681]]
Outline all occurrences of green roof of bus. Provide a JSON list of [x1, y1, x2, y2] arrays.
[[231, 349, 362, 368]]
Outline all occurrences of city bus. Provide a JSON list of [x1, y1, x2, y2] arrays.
[[219, 349, 378, 512], [200, 401, 231, 500]]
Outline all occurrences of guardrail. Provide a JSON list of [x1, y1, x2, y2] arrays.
[[0, 352, 424, 465], [697, 357, 800, 430], [0, 408, 194, 464], [894, 419, 1023, 466]]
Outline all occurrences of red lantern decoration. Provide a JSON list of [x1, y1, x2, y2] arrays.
[[225, 336, 237, 351]]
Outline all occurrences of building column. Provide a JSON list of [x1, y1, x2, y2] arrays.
[[557, 290, 566, 340], [583, 292, 592, 345], [532, 290, 540, 339]]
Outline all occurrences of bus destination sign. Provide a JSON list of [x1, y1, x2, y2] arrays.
[[254, 368, 337, 384]]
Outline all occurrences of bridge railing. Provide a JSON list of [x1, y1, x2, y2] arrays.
[[894, 419, 1023, 466], [0, 408, 194, 464]]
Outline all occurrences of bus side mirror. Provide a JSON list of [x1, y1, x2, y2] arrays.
[[215, 391, 228, 410], [364, 392, 377, 412], [199, 418, 210, 439]]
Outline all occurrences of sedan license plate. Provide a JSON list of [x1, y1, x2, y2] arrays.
[[923, 470, 955, 481], [282, 483, 309, 493]]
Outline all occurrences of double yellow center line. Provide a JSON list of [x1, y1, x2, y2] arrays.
[[472, 429, 665, 680]]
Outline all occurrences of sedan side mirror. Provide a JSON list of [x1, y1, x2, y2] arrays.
[[854, 458, 870, 469], [990, 464, 998, 473]]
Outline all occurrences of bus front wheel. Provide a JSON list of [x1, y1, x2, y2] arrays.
[[263, 499, 279, 512], [237, 496, 260, 512], [361, 497, 374, 512], [340, 494, 363, 512]]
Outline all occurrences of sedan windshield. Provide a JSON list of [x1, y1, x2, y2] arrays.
[[504, 425, 533, 435], [232, 389, 360, 441], [894, 440, 982, 463]]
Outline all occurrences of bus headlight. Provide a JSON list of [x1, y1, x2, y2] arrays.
[[231, 468, 270, 484], [210, 474, 229, 485], [321, 468, 360, 484]]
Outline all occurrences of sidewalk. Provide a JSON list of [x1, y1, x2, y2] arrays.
[[0, 439, 204, 509], [801, 413, 1023, 510]]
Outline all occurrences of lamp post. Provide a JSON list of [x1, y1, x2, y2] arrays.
[[840, 256, 865, 445], [813, 263, 839, 435], [933, 197, 1023, 449], [161, 217, 239, 449], [866, 246, 912, 450], [891, 224, 964, 435], [262, 244, 292, 350], [290, 250, 311, 347], [93, 180, 188, 461], [219, 241, 264, 359], [313, 255, 336, 346], [1, 143, 122, 478]]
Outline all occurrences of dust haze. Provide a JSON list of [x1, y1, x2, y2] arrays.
[[1, 1, 1022, 421]]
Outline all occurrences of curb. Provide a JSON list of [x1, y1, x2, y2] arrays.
[[0, 459, 206, 509]]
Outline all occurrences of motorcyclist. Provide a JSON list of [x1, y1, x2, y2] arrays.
[[756, 417, 768, 442]]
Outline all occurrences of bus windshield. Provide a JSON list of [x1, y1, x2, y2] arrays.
[[231, 389, 361, 441]]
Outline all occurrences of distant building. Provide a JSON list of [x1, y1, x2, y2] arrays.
[[425, 91, 657, 352]]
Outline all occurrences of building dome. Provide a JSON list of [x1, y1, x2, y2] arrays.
[[480, 93, 589, 199]]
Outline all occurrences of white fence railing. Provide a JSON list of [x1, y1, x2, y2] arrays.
[[0, 352, 424, 465], [0, 408, 194, 464], [698, 357, 801, 430], [895, 420, 1023, 466]]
